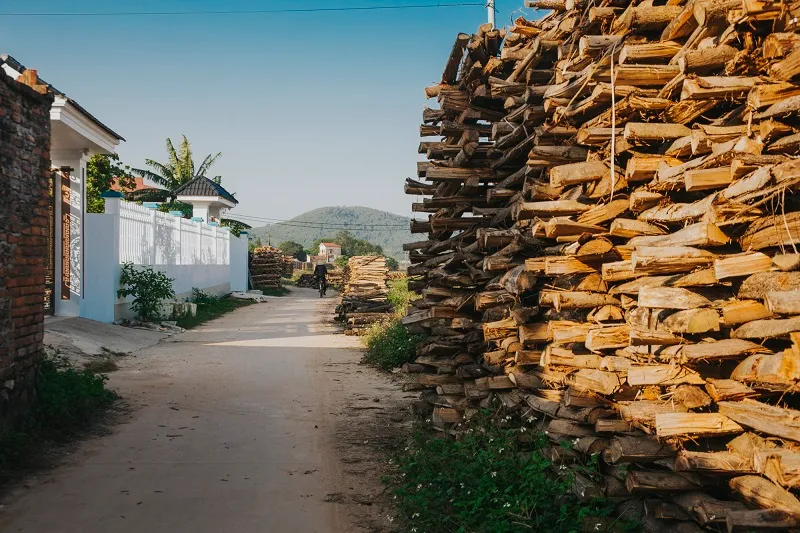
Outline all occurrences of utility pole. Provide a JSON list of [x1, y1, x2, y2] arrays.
[[487, 0, 495, 28]]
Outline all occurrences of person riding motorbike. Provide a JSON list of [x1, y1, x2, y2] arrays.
[[314, 263, 328, 297]]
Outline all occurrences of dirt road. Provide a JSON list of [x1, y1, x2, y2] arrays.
[[0, 288, 409, 533]]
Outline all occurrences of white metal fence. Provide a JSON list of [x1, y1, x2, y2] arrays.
[[118, 201, 230, 267], [83, 198, 248, 323]]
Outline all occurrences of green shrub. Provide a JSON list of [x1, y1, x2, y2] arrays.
[[362, 318, 423, 370], [189, 287, 219, 306], [0, 353, 117, 473], [389, 416, 636, 533], [387, 277, 419, 315], [117, 263, 175, 321]]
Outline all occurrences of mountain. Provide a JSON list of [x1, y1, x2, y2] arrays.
[[247, 206, 412, 261]]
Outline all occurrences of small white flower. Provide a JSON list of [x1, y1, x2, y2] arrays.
[[594, 523, 602, 531], [405, 447, 409, 451], [417, 484, 423, 489], [520, 427, 527, 433], [460, 483, 465, 489], [571, 438, 579, 446], [489, 438, 494, 443], [387, 515, 394, 523], [498, 448, 504, 453], [503, 502, 511, 508], [559, 465, 567, 472], [412, 513, 420, 518], [491, 471, 497, 478], [425, 419, 431, 423], [412, 529, 418, 533]]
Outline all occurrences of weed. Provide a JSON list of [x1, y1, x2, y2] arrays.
[[0, 353, 118, 477], [117, 263, 175, 322], [100, 347, 128, 358], [83, 358, 119, 373], [387, 277, 420, 316], [361, 318, 424, 371], [388, 415, 639, 533], [176, 294, 255, 329]]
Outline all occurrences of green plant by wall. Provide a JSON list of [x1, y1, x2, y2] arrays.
[[117, 263, 175, 322], [361, 318, 423, 371], [388, 415, 638, 533], [0, 352, 117, 476]]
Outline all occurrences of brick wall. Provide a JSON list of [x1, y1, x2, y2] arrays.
[[0, 72, 53, 426]]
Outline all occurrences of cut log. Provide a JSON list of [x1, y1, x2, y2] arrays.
[[766, 290, 800, 315], [725, 509, 800, 532], [729, 475, 800, 514], [719, 399, 800, 443], [585, 325, 631, 352], [660, 308, 720, 334], [624, 122, 691, 142], [656, 413, 743, 438], [722, 300, 773, 326], [638, 287, 714, 310], [714, 252, 774, 280], [628, 365, 705, 386], [681, 339, 770, 362], [625, 471, 703, 493], [605, 435, 676, 464], [675, 450, 756, 474], [733, 317, 800, 339]]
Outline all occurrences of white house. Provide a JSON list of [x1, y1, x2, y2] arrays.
[[175, 176, 238, 223], [1, 54, 124, 318], [319, 242, 342, 263]]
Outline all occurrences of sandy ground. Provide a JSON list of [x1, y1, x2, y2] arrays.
[[0, 288, 411, 533]]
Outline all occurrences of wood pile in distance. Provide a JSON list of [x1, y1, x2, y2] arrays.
[[404, 2, 800, 529], [281, 256, 293, 277], [250, 246, 283, 290], [336, 256, 393, 335]]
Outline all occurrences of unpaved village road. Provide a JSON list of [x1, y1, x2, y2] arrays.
[[0, 288, 409, 533]]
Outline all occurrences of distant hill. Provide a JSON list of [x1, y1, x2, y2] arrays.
[[248, 206, 412, 261]]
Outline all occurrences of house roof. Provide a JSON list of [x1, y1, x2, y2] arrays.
[[174, 175, 238, 204], [111, 177, 154, 193], [320, 242, 340, 247], [1, 54, 125, 142]]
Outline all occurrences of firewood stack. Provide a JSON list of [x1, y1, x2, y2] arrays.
[[250, 246, 283, 290], [336, 256, 393, 334], [281, 256, 294, 277], [403, 1, 800, 529]]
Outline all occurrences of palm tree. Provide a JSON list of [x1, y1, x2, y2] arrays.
[[128, 135, 222, 202]]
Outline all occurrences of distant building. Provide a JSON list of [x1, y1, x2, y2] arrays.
[[318, 242, 341, 263]]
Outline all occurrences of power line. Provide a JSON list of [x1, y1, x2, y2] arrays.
[[231, 213, 408, 226], [0, 3, 486, 17], [228, 214, 411, 231]]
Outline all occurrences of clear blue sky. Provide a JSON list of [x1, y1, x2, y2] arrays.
[[2, 0, 530, 222]]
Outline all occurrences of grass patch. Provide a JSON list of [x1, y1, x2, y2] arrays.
[[83, 358, 119, 373], [0, 353, 118, 479], [260, 286, 290, 297], [388, 414, 640, 533], [176, 289, 256, 329], [362, 318, 424, 371]]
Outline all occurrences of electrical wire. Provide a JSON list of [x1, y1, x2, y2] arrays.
[[227, 213, 412, 232], [0, 3, 486, 17]]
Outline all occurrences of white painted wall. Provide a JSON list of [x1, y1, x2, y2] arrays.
[[83, 198, 249, 323]]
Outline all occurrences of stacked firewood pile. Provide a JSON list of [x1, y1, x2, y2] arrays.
[[250, 246, 283, 290], [295, 273, 319, 288], [404, 1, 800, 529], [336, 256, 393, 335], [281, 256, 294, 277]]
